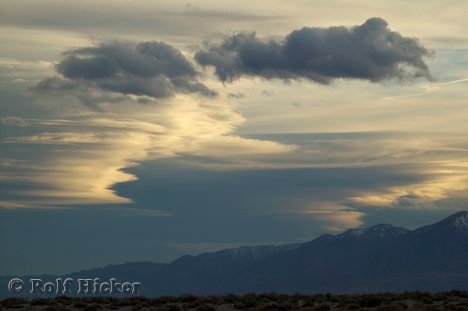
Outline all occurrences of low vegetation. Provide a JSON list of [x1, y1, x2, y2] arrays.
[[1, 291, 468, 310]]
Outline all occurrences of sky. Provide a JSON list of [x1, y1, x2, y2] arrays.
[[0, 0, 467, 275]]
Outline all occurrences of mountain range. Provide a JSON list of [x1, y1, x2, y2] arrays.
[[2, 211, 467, 298]]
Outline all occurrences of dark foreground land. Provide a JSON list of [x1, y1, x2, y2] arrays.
[[2, 291, 468, 311]]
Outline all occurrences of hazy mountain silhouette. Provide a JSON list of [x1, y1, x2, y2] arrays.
[[2, 211, 467, 297]]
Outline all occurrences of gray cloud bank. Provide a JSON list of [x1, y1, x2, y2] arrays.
[[34, 41, 215, 106], [32, 18, 432, 108], [195, 18, 432, 84]]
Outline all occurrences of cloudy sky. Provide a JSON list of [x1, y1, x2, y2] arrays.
[[1, 0, 467, 275]]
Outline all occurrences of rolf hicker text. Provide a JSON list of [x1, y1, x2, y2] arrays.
[[8, 277, 141, 295]]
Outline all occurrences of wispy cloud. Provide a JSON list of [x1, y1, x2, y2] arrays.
[[381, 77, 468, 100], [0, 95, 295, 208]]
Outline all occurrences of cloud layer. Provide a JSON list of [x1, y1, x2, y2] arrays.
[[196, 17, 431, 84], [34, 41, 215, 107], [0, 94, 295, 208]]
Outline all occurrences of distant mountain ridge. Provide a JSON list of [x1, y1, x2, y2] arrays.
[[174, 243, 301, 264], [1, 211, 467, 298], [338, 223, 410, 239]]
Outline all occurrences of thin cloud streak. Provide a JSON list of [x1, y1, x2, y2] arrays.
[[381, 77, 468, 100]]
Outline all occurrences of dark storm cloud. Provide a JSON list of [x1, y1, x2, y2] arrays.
[[34, 41, 215, 105], [195, 18, 432, 84]]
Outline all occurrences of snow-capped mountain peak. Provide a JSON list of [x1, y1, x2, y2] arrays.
[[338, 223, 410, 239], [453, 211, 468, 230]]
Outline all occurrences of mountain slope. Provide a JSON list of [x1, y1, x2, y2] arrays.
[[229, 212, 468, 293]]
